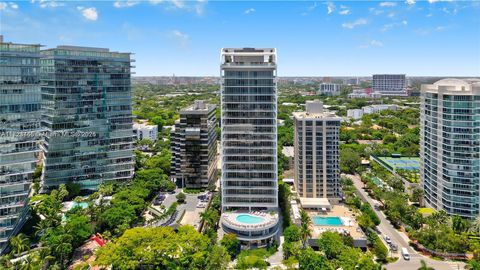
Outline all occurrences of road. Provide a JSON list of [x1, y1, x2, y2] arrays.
[[346, 174, 465, 270]]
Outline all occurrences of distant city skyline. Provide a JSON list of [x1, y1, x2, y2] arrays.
[[2, 0, 479, 76]]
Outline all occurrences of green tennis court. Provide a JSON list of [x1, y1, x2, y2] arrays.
[[376, 156, 420, 171]]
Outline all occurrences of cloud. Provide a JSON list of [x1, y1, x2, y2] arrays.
[[244, 8, 255, 14], [3, 2, 18, 9], [405, 0, 416, 5], [380, 2, 397, 7], [113, 0, 139, 8], [381, 20, 408, 31], [171, 0, 185, 8], [360, 40, 384, 48], [77, 6, 98, 21], [0, 2, 6, 10], [326, 2, 335, 14], [339, 9, 350, 15], [342, 18, 367, 29], [369, 7, 384, 15], [170, 29, 189, 48], [32, 0, 64, 8]]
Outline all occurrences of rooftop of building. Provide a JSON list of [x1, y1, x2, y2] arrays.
[[41, 45, 131, 58], [180, 100, 216, 114], [293, 100, 341, 120], [133, 122, 157, 129], [422, 78, 480, 93], [0, 36, 41, 51], [221, 48, 276, 54]]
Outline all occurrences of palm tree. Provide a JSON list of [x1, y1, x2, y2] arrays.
[[299, 209, 312, 248], [417, 260, 435, 270], [470, 215, 480, 235], [19, 254, 41, 270], [9, 233, 30, 255]]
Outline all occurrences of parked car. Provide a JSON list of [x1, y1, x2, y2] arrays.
[[390, 243, 398, 252], [384, 235, 392, 244], [401, 248, 410, 260]]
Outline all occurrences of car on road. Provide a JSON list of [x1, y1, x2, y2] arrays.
[[401, 248, 410, 260], [384, 235, 392, 244], [390, 243, 398, 252]]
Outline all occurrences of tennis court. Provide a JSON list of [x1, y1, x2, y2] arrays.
[[376, 156, 420, 171]]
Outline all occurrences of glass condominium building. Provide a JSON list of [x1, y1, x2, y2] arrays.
[[0, 37, 42, 252], [421, 78, 480, 219], [220, 48, 279, 247], [41, 46, 134, 191], [220, 48, 278, 211]]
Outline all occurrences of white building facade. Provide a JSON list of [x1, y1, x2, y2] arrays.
[[220, 48, 279, 247], [133, 122, 158, 141], [421, 79, 480, 219], [294, 100, 341, 204], [318, 83, 341, 96]]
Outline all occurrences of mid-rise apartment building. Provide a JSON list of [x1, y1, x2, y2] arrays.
[[372, 74, 408, 97], [41, 46, 134, 191], [0, 37, 42, 252], [421, 78, 480, 219], [318, 83, 341, 96], [133, 122, 158, 141], [170, 100, 217, 188], [220, 48, 279, 247], [294, 100, 341, 204]]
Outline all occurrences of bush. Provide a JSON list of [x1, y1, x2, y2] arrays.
[[176, 192, 186, 203]]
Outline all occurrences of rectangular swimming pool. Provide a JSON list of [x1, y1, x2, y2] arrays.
[[313, 216, 343, 226]]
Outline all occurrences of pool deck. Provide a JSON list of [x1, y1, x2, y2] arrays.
[[307, 204, 365, 240], [222, 211, 279, 231]]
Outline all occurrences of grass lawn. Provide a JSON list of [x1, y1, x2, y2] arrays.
[[418, 207, 436, 216]]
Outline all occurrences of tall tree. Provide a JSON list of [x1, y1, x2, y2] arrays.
[[299, 209, 312, 248], [9, 233, 30, 255]]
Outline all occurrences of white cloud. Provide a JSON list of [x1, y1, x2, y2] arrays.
[[405, 0, 416, 5], [114, 1, 139, 8], [369, 7, 384, 15], [171, 0, 185, 8], [360, 39, 384, 48], [428, 0, 438, 3], [370, 40, 383, 47], [77, 6, 98, 21], [149, 0, 163, 4], [342, 18, 367, 29], [244, 8, 255, 14], [170, 29, 189, 48], [339, 9, 350, 15], [1, 1, 19, 11], [326, 2, 335, 14], [381, 20, 408, 31], [388, 12, 395, 18], [34, 0, 64, 8], [380, 2, 397, 7]]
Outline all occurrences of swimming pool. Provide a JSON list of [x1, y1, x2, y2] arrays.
[[313, 216, 343, 226], [236, 214, 265, 224], [72, 202, 89, 209]]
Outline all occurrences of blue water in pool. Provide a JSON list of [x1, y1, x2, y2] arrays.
[[313, 216, 343, 226], [72, 202, 89, 209], [236, 214, 265, 224]]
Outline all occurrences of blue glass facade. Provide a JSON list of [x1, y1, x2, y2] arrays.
[[41, 46, 134, 191], [0, 40, 42, 252], [421, 79, 480, 219]]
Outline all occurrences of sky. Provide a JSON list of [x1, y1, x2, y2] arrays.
[[1, 0, 479, 76]]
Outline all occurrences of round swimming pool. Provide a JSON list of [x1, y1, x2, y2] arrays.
[[236, 214, 265, 224]]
